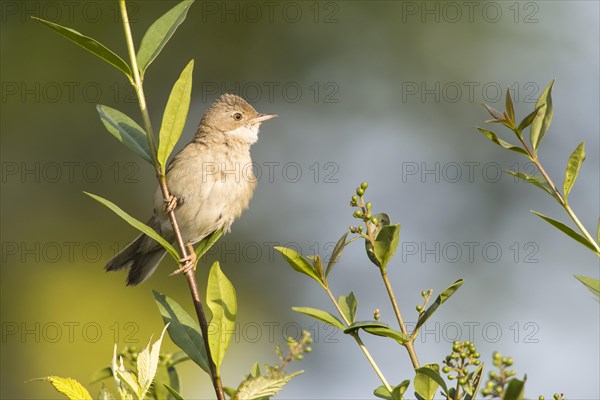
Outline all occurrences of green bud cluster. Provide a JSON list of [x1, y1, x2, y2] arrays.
[[349, 182, 379, 226], [442, 340, 481, 393], [481, 351, 523, 397]]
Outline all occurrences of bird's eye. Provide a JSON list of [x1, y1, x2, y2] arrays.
[[233, 112, 242, 120]]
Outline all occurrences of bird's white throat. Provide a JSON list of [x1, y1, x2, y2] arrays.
[[228, 124, 260, 144]]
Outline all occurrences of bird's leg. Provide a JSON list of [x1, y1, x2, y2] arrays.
[[170, 242, 197, 276], [165, 194, 178, 213]]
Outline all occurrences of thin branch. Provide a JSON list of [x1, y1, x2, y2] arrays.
[[118, 2, 225, 399]]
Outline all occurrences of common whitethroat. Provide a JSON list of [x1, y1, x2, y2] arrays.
[[106, 94, 277, 285]]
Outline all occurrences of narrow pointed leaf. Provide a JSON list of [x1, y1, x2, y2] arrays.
[[308, 255, 324, 280], [504, 170, 557, 199], [32, 17, 132, 78], [152, 363, 171, 400], [152, 290, 210, 373], [89, 367, 113, 384], [530, 80, 554, 151], [275, 246, 322, 285], [97, 105, 153, 164], [415, 280, 463, 331], [137, 325, 169, 398], [344, 320, 389, 334], [137, 0, 195, 77], [531, 211, 598, 253], [503, 377, 526, 400], [292, 307, 344, 330], [372, 224, 400, 269], [505, 88, 515, 126], [482, 103, 505, 121], [194, 228, 223, 266], [563, 141, 585, 200], [325, 231, 349, 278], [85, 192, 178, 260], [574, 275, 600, 300], [517, 105, 544, 133], [363, 326, 410, 344], [206, 261, 237, 374], [414, 364, 442, 400], [157, 59, 194, 173], [338, 292, 358, 324], [164, 384, 185, 400], [40, 377, 93, 400], [476, 128, 529, 156]]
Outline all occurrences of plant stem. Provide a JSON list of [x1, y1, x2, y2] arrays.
[[380, 269, 420, 369], [118, 2, 225, 399], [324, 286, 392, 392], [517, 134, 600, 254]]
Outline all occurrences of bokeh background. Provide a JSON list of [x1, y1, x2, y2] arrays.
[[1, 1, 599, 398]]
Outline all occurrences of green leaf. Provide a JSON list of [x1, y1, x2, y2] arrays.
[[338, 291, 358, 324], [505, 88, 515, 126], [415, 279, 463, 331], [137, 0, 195, 77], [97, 386, 115, 400], [374, 381, 409, 400], [325, 231, 349, 278], [344, 320, 389, 334], [372, 224, 400, 269], [476, 127, 529, 156], [111, 348, 141, 399], [152, 363, 171, 400], [482, 103, 505, 121], [39, 377, 93, 400], [574, 275, 600, 300], [503, 377, 526, 400], [530, 80, 554, 152], [292, 307, 345, 330], [85, 192, 179, 260], [97, 105, 153, 165], [275, 247, 322, 286], [168, 351, 190, 367], [464, 363, 484, 400], [167, 366, 181, 399], [563, 141, 585, 200], [194, 229, 223, 267], [206, 261, 237, 375], [414, 364, 443, 400], [308, 255, 324, 280], [137, 325, 169, 398], [163, 384, 185, 400], [504, 170, 557, 199], [234, 372, 302, 400], [363, 326, 410, 344], [531, 211, 598, 253], [32, 17, 132, 79], [517, 105, 544, 133], [157, 59, 194, 173], [152, 290, 210, 373]]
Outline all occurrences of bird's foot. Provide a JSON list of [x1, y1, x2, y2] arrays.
[[170, 243, 197, 276], [165, 194, 178, 213]]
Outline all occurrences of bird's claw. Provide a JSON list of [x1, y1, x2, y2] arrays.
[[170, 243, 197, 276], [165, 195, 178, 213]]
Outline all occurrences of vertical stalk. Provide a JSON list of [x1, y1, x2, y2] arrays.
[[118, 2, 225, 399]]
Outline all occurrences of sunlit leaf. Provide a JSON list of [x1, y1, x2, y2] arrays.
[[338, 291, 358, 324], [275, 246, 322, 286], [157, 59, 194, 173], [363, 326, 410, 344], [292, 307, 345, 330], [563, 141, 585, 200], [194, 229, 223, 267], [415, 280, 463, 331], [137, 325, 169, 398], [531, 211, 598, 253], [504, 170, 557, 200], [38, 377, 92, 400], [32, 17, 132, 79], [530, 80, 554, 152], [206, 261, 237, 375], [234, 371, 302, 400], [152, 290, 210, 373], [414, 364, 443, 400], [505, 88, 515, 126], [97, 105, 153, 164], [517, 105, 543, 133], [476, 128, 529, 156], [137, 0, 195, 77], [574, 275, 600, 300], [85, 192, 179, 260], [325, 231, 349, 278], [372, 224, 400, 270]]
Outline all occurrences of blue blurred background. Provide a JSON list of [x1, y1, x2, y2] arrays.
[[1, 1, 598, 398]]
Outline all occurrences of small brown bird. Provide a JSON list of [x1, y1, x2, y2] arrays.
[[106, 94, 277, 285]]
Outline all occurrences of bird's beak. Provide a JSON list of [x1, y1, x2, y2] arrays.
[[252, 113, 278, 123]]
